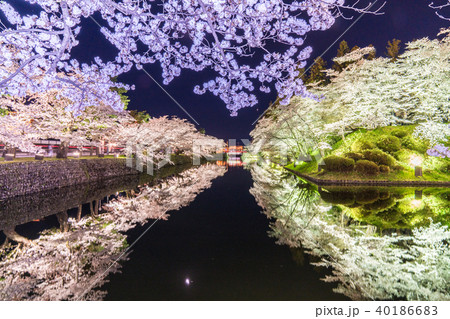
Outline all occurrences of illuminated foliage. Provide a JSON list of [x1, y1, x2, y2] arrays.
[[0, 1, 384, 116], [250, 163, 450, 300]]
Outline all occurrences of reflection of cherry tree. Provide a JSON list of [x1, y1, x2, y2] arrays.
[[249, 163, 450, 300], [101, 164, 226, 232], [0, 164, 226, 300]]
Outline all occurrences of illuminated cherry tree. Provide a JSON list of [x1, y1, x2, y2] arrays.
[[251, 29, 450, 159], [0, 89, 224, 159], [0, 0, 384, 116], [430, 0, 450, 20], [0, 90, 134, 153], [120, 116, 224, 165]]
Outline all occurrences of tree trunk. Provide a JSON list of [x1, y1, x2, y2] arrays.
[[95, 199, 100, 215], [77, 205, 82, 222], [4, 145, 16, 158], [3, 228, 32, 245], [56, 141, 68, 159], [56, 211, 69, 232], [90, 200, 99, 217]]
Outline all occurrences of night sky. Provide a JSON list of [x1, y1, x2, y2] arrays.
[[6, 1, 450, 139]]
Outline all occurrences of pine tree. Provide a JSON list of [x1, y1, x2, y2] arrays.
[[386, 39, 402, 61], [332, 40, 351, 72], [296, 67, 308, 83], [307, 57, 328, 85], [366, 44, 377, 60]]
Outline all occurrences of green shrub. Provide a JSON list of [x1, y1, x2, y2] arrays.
[[351, 139, 376, 152], [319, 191, 355, 205], [363, 149, 396, 167], [323, 155, 355, 172], [355, 160, 380, 175], [355, 190, 380, 204], [376, 135, 401, 153], [345, 152, 364, 161], [379, 165, 390, 174], [390, 127, 409, 138], [401, 136, 428, 153], [379, 191, 390, 200], [363, 197, 396, 213]]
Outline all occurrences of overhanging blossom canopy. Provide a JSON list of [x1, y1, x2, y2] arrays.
[[0, 0, 384, 116]]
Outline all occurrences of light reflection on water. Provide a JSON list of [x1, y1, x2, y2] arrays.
[[0, 163, 226, 300], [1, 160, 448, 301], [249, 163, 450, 301]]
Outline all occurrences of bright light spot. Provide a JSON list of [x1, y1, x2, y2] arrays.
[[409, 154, 423, 167], [410, 199, 423, 209], [317, 204, 332, 213], [73, 151, 80, 158], [185, 278, 191, 286]]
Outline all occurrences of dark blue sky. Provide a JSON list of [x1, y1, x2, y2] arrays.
[[6, 1, 450, 139]]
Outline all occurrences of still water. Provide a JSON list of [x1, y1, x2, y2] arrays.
[[0, 162, 448, 300]]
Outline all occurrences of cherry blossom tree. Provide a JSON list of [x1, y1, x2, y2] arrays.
[[0, 0, 384, 116], [430, 0, 450, 20], [0, 88, 224, 160], [251, 29, 450, 159], [120, 116, 224, 166], [0, 90, 134, 154]]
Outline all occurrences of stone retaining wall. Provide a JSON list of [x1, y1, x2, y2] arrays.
[[0, 158, 138, 200]]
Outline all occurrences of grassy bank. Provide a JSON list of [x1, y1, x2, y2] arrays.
[[286, 125, 449, 182]]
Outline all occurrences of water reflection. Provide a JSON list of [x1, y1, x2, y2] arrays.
[[249, 163, 450, 301], [0, 164, 226, 300]]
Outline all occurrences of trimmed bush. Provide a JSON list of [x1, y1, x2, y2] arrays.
[[376, 135, 401, 153], [351, 139, 376, 152], [345, 152, 364, 161], [363, 149, 396, 167], [319, 191, 355, 205], [323, 155, 355, 172], [363, 197, 396, 213], [379, 165, 390, 174], [390, 127, 409, 138], [401, 136, 428, 153], [355, 189, 380, 204], [355, 160, 380, 175], [379, 191, 390, 200]]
